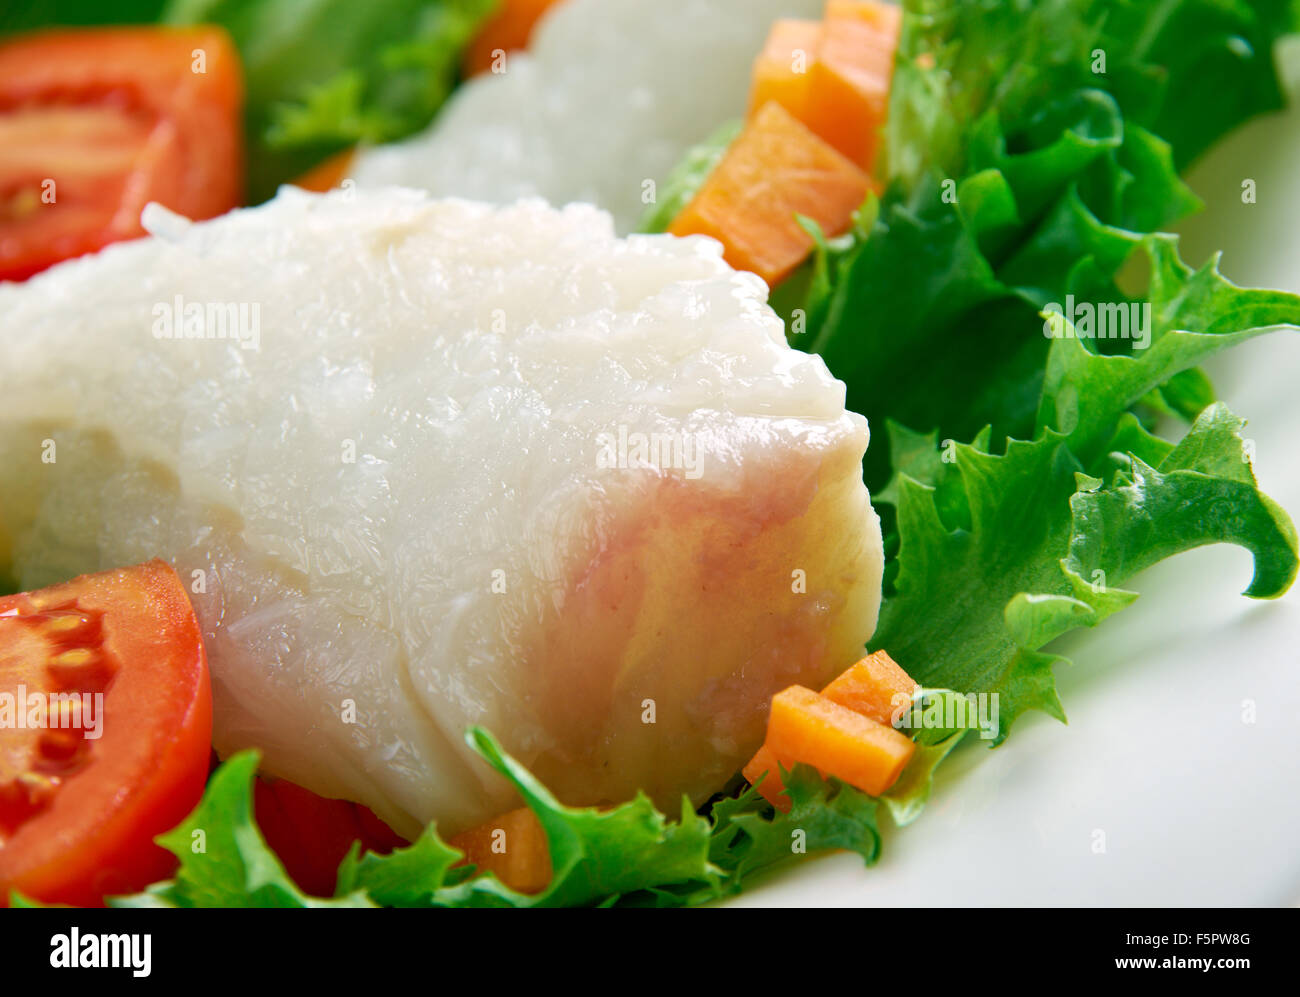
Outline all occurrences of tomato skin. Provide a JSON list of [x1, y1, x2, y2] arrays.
[[254, 778, 407, 897], [0, 560, 212, 907], [0, 26, 244, 282], [355, 799, 409, 854]]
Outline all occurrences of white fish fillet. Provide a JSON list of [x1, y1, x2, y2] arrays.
[[352, 0, 825, 233], [0, 188, 883, 837]]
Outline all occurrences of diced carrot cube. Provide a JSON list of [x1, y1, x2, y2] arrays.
[[820, 649, 918, 728], [742, 742, 792, 812], [449, 806, 551, 894], [765, 685, 915, 797], [668, 100, 870, 286], [823, 0, 903, 35], [290, 148, 355, 192], [803, 1, 901, 170], [747, 19, 822, 122]]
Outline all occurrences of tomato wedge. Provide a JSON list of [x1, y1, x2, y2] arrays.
[[254, 777, 407, 896], [0, 26, 244, 282], [0, 560, 212, 906]]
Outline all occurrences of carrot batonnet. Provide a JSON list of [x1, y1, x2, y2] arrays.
[[802, 1, 902, 170], [449, 805, 552, 894], [747, 19, 822, 122], [745, 650, 919, 810], [680, 0, 901, 289], [765, 685, 916, 798], [668, 100, 871, 286], [821, 648, 918, 726], [824, 0, 904, 36], [745, 2, 901, 172], [741, 742, 791, 811], [462, 0, 564, 77], [291, 148, 355, 192]]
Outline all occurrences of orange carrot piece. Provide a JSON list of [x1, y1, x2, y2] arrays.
[[462, 0, 564, 77], [765, 685, 915, 797], [824, 0, 903, 34], [803, 1, 901, 170], [291, 148, 355, 192], [449, 806, 551, 894], [820, 649, 918, 728], [747, 19, 822, 122], [668, 100, 870, 286], [742, 649, 918, 802], [742, 742, 792, 812]]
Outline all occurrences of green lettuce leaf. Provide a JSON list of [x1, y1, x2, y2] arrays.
[[782, 0, 1300, 755], [705, 767, 881, 897], [106, 730, 885, 908], [339, 731, 889, 908], [881, 688, 990, 826], [874, 305, 1300, 743], [0, 0, 168, 33], [162, 0, 496, 200], [804, 0, 1296, 487], [868, 229, 1300, 739], [887, 0, 1293, 183], [342, 727, 722, 908], [109, 751, 374, 908]]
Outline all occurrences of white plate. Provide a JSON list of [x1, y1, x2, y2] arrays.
[[731, 50, 1300, 908]]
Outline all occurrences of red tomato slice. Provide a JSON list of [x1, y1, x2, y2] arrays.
[[0, 560, 212, 906], [254, 777, 407, 897], [0, 26, 244, 282]]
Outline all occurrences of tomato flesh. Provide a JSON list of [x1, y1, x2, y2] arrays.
[[254, 777, 407, 897], [0, 26, 244, 281], [0, 560, 212, 906]]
